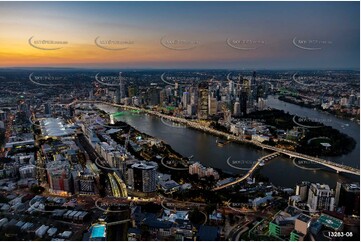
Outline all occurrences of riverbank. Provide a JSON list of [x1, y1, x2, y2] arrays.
[[245, 109, 356, 157], [92, 101, 359, 188], [278, 95, 360, 123], [106, 119, 235, 180]]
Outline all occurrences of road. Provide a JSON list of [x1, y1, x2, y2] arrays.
[[213, 152, 280, 190]]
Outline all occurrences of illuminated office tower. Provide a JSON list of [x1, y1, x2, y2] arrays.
[[119, 72, 126, 100], [307, 183, 335, 212], [240, 78, 251, 116], [233, 101, 240, 117], [182, 91, 190, 108], [208, 95, 218, 116], [127, 162, 157, 193], [197, 82, 209, 119]]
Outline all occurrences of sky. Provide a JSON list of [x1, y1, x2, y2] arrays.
[[0, 1, 359, 70]]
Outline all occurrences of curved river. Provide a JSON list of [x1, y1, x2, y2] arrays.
[[96, 97, 359, 188]]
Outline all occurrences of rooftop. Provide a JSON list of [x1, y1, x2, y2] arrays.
[[131, 161, 157, 170], [40, 118, 75, 137], [297, 213, 311, 223], [343, 183, 360, 192], [318, 214, 343, 231], [90, 224, 106, 239]]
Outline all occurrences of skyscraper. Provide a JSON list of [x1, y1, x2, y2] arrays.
[[335, 182, 360, 215], [148, 87, 160, 106], [127, 161, 157, 193], [307, 183, 335, 212], [233, 101, 240, 117], [182, 91, 190, 108], [208, 94, 218, 116], [198, 82, 209, 120], [44, 102, 52, 116], [118, 72, 126, 103], [240, 78, 250, 116]]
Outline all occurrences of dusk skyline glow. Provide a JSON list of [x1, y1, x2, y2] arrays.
[[0, 1, 359, 70]]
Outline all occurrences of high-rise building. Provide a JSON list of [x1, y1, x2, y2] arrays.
[[307, 183, 335, 212], [197, 82, 209, 119], [335, 182, 360, 215], [257, 98, 266, 111], [340, 97, 348, 106], [224, 110, 232, 124], [73, 171, 96, 195], [189, 162, 219, 179], [119, 72, 126, 100], [187, 104, 196, 116], [0, 110, 7, 121], [128, 85, 137, 98], [290, 213, 311, 241], [44, 103, 52, 116], [208, 95, 218, 116], [148, 87, 160, 106], [19, 165, 36, 179], [233, 101, 240, 116], [269, 211, 295, 238], [46, 160, 73, 195], [182, 91, 190, 108], [159, 89, 168, 106], [48, 169, 73, 195], [296, 181, 310, 201], [228, 80, 234, 96], [190, 88, 197, 105], [127, 161, 157, 193], [240, 79, 250, 116]]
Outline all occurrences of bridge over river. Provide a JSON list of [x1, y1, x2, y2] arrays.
[[67, 100, 360, 178]]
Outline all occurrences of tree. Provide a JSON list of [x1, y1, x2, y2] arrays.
[[30, 185, 45, 195], [188, 208, 205, 225]]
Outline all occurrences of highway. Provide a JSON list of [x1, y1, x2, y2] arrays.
[[107, 173, 121, 198], [77, 133, 125, 198], [112, 172, 128, 198]]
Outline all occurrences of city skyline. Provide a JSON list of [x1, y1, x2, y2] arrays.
[[0, 1, 359, 70], [0, 1, 359, 241]]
